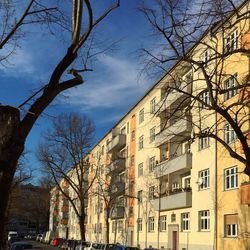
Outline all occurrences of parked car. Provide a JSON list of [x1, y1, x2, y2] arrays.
[[9, 241, 33, 250], [36, 234, 43, 241], [8, 231, 18, 241], [113, 246, 140, 250], [52, 238, 64, 247]]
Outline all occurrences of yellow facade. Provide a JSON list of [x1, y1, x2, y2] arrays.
[[49, 1, 250, 249]]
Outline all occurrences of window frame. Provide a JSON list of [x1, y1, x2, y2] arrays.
[[224, 73, 238, 101], [149, 156, 156, 173], [160, 215, 167, 231], [224, 214, 238, 238], [139, 108, 144, 124], [224, 166, 238, 190], [199, 210, 210, 231], [150, 127, 156, 143], [199, 130, 210, 150], [198, 169, 210, 190], [138, 135, 144, 150], [225, 30, 239, 53], [148, 217, 155, 232], [224, 123, 237, 144], [150, 97, 156, 114], [138, 162, 144, 177], [137, 190, 143, 204], [148, 186, 155, 200], [138, 218, 142, 232], [200, 90, 210, 108], [181, 212, 190, 232]]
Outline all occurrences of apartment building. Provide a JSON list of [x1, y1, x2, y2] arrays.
[[50, 1, 250, 249]]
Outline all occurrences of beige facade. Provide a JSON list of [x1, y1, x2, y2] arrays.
[[49, 1, 250, 249]]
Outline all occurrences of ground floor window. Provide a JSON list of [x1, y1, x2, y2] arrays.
[[224, 214, 238, 237]]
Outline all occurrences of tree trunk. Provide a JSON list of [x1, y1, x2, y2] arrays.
[[79, 214, 86, 241], [105, 208, 110, 244], [0, 106, 25, 250]]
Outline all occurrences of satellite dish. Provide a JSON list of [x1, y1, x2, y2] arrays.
[[197, 178, 203, 186]]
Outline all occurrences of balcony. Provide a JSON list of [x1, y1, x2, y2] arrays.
[[154, 153, 192, 178], [155, 119, 191, 147], [152, 189, 192, 211], [241, 182, 250, 205], [105, 158, 126, 175], [111, 182, 125, 195], [155, 82, 190, 116], [110, 206, 125, 219], [107, 134, 126, 153]]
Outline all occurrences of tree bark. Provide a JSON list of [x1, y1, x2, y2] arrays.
[[0, 106, 25, 250], [79, 213, 86, 241], [105, 208, 110, 244]]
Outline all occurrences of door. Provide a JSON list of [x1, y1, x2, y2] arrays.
[[172, 231, 177, 250]]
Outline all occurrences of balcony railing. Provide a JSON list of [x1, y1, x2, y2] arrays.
[[154, 153, 192, 178], [152, 188, 192, 211], [105, 158, 126, 175], [155, 118, 191, 147], [107, 134, 126, 153], [154, 82, 190, 116], [110, 206, 125, 219]]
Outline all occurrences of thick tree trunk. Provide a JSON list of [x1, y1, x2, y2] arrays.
[[79, 214, 86, 241], [0, 106, 25, 250], [105, 209, 110, 244]]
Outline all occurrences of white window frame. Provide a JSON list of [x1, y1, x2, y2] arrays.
[[138, 135, 144, 150], [224, 166, 238, 190], [199, 169, 210, 190], [150, 127, 156, 143], [224, 73, 238, 101], [224, 123, 236, 144], [160, 215, 167, 231], [202, 49, 209, 65], [148, 217, 154, 232], [225, 30, 238, 52], [149, 156, 156, 173], [224, 214, 238, 238], [199, 210, 210, 231], [150, 97, 156, 114], [199, 130, 210, 150], [139, 108, 144, 124], [200, 90, 210, 108], [138, 162, 143, 177], [181, 213, 190, 231]]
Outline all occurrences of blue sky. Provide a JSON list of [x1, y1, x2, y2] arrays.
[[0, 1, 157, 179]]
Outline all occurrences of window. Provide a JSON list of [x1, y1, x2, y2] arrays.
[[171, 213, 176, 222], [129, 207, 133, 217], [200, 90, 210, 108], [202, 50, 209, 65], [224, 166, 238, 190], [224, 123, 236, 144], [131, 130, 135, 142], [138, 218, 142, 231], [199, 169, 210, 190], [139, 108, 144, 124], [224, 214, 238, 237], [149, 156, 156, 173], [181, 213, 190, 231], [225, 30, 238, 52], [199, 210, 210, 231], [138, 163, 143, 177], [137, 190, 143, 203], [160, 215, 167, 231], [101, 145, 105, 155], [149, 186, 155, 200], [138, 135, 144, 150], [150, 97, 156, 114], [130, 155, 135, 166], [150, 127, 156, 143], [199, 130, 209, 150], [118, 220, 123, 233], [224, 74, 238, 101], [148, 217, 154, 232]]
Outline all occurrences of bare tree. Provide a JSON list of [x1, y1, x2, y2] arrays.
[[0, 1, 120, 248], [139, 0, 250, 175], [37, 112, 95, 241]]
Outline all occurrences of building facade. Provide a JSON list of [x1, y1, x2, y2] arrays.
[[50, 1, 250, 249]]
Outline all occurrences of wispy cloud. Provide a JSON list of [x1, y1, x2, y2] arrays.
[[65, 54, 151, 110]]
